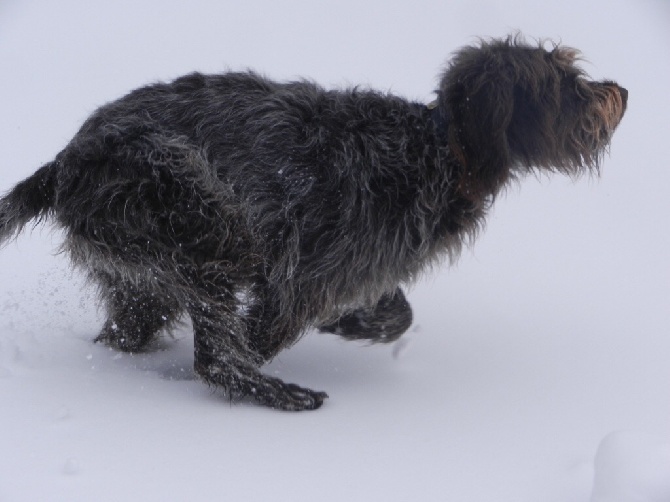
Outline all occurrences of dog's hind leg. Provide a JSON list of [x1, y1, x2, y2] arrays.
[[93, 273, 182, 352], [187, 276, 328, 411], [57, 126, 326, 410], [319, 287, 413, 343]]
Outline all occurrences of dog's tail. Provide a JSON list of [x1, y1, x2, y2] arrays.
[[0, 161, 57, 246]]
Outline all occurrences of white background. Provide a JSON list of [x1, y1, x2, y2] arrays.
[[1, 1, 669, 500]]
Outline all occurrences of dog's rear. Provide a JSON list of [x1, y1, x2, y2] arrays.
[[1, 103, 331, 410]]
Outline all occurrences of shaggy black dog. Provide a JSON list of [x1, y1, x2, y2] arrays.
[[0, 36, 627, 410]]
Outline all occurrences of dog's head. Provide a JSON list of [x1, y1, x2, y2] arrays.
[[436, 35, 627, 197]]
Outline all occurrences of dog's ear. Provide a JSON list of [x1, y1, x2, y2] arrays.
[[439, 43, 516, 198]]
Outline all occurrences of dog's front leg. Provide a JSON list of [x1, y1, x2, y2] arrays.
[[319, 287, 413, 343], [190, 303, 327, 411]]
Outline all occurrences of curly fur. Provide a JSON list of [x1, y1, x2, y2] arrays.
[[0, 35, 627, 410]]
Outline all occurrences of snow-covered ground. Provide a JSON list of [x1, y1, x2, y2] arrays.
[[1, 1, 669, 500]]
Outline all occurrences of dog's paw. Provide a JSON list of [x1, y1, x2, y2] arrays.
[[253, 378, 328, 411], [195, 361, 328, 411], [93, 325, 151, 353]]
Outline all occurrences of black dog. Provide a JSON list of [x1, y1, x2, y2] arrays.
[[0, 36, 627, 410]]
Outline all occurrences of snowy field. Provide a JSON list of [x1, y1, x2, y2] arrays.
[[1, 0, 669, 500]]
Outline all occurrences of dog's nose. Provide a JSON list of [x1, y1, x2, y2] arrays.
[[619, 86, 628, 104]]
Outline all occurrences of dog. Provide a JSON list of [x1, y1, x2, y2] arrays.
[[0, 35, 627, 410]]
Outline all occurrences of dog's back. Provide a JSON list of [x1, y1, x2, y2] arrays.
[[62, 71, 456, 310], [0, 70, 452, 411]]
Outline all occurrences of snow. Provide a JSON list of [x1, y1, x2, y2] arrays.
[[592, 432, 670, 502], [1, 0, 669, 500]]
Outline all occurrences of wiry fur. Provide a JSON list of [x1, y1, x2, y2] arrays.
[[0, 36, 627, 410]]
